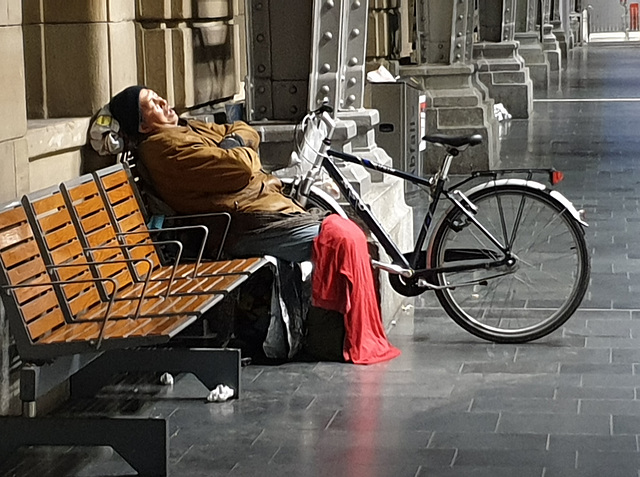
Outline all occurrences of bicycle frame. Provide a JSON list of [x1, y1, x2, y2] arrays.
[[318, 149, 519, 279], [292, 110, 568, 282]]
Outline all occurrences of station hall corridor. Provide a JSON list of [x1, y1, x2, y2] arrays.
[[5, 43, 640, 477]]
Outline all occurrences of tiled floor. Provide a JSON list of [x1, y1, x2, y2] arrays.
[[6, 43, 640, 477]]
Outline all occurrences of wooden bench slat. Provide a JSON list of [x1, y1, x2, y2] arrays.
[[122, 317, 168, 337], [12, 274, 50, 303], [95, 261, 134, 281], [0, 205, 28, 230], [112, 197, 139, 221], [115, 280, 165, 299], [66, 288, 105, 316], [36, 209, 71, 235], [77, 210, 113, 235], [1, 236, 40, 268], [54, 257, 92, 281], [122, 232, 151, 245], [85, 227, 122, 249], [43, 223, 78, 250], [27, 308, 66, 341], [131, 316, 192, 337], [108, 183, 136, 204], [38, 321, 100, 343], [100, 170, 129, 190], [50, 240, 86, 267], [22, 290, 60, 322], [107, 318, 155, 338], [37, 314, 193, 345], [6, 258, 49, 285], [127, 245, 156, 260], [73, 298, 143, 321], [89, 245, 123, 264], [106, 186, 133, 205], [66, 181, 101, 202], [119, 215, 150, 238], [72, 194, 104, 220], [30, 192, 66, 216], [59, 270, 99, 298]]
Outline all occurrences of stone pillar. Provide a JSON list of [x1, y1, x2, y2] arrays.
[[552, 0, 572, 59], [367, 0, 409, 62], [246, 0, 413, 324], [309, 0, 385, 193], [400, 0, 499, 172], [0, 0, 28, 415], [514, 0, 550, 91], [246, 0, 394, 191], [474, 0, 533, 119], [541, 0, 561, 77]]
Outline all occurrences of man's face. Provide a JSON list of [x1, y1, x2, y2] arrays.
[[139, 88, 179, 133]]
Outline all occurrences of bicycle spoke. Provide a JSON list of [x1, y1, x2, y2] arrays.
[[513, 208, 567, 255]]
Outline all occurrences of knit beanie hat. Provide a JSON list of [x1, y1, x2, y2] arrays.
[[109, 85, 146, 137]]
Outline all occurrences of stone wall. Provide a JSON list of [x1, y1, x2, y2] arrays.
[[0, 0, 28, 415], [137, 0, 242, 109], [23, 0, 137, 118]]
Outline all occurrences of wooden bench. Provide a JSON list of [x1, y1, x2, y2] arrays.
[[23, 177, 270, 395], [0, 168, 271, 475], [0, 199, 180, 475], [61, 167, 267, 300], [26, 185, 231, 320]]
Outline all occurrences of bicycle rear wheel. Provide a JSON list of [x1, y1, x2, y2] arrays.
[[428, 185, 590, 343]]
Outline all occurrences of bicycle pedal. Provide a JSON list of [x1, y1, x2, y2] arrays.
[[417, 278, 436, 289]]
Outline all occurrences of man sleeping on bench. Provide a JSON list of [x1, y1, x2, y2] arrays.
[[107, 85, 400, 365]]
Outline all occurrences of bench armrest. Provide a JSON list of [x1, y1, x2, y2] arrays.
[[46, 257, 154, 318], [1, 276, 120, 350], [117, 230, 199, 275], [152, 211, 232, 261]]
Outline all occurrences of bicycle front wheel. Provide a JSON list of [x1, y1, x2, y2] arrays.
[[428, 185, 590, 343]]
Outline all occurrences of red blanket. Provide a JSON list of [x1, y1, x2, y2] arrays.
[[312, 215, 401, 364]]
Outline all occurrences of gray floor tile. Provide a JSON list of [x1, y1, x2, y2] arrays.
[[427, 431, 547, 450], [453, 448, 575, 468], [497, 412, 610, 435], [548, 434, 638, 453]]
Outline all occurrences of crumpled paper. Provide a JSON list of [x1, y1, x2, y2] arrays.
[[160, 372, 174, 386], [207, 384, 235, 402], [366, 64, 397, 83], [494, 103, 512, 121]]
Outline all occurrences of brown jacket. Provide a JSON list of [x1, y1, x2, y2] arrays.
[[138, 119, 304, 216]]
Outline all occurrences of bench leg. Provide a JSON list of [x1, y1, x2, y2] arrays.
[[70, 347, 242, 399], [0, 416, 168, 476]]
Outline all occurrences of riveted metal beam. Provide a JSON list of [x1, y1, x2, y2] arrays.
[[309, 0, 343, 111], [339, 0, 368, 110]]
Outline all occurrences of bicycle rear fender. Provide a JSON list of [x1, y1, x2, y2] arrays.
[[279, 177, 348, 219], [462, 179, 588, 227]]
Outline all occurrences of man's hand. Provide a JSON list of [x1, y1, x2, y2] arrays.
[[219, 133, 246, 149]]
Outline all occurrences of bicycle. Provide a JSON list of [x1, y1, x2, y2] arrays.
[[284, 104, 591, 343]]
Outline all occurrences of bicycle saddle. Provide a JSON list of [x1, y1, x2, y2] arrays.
[[423, 133, 483, 149]]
